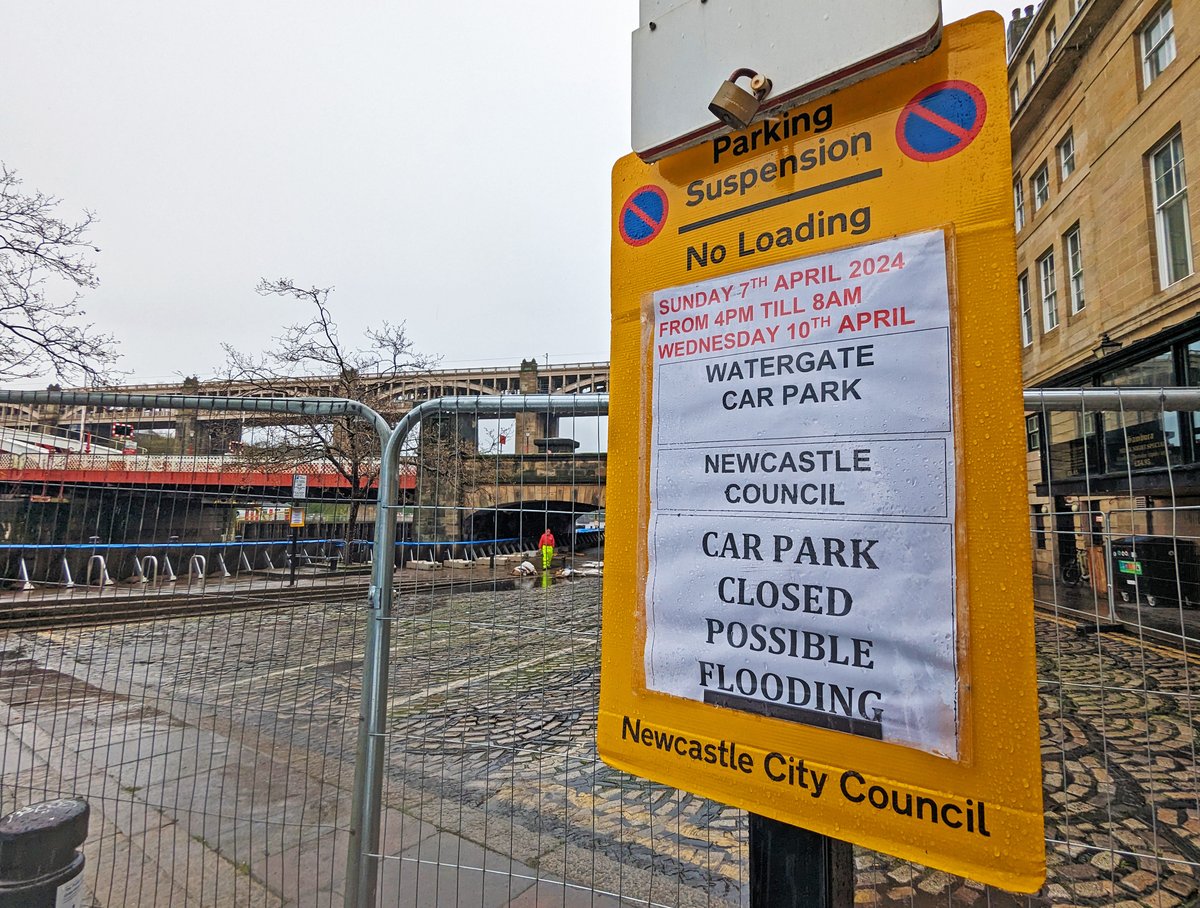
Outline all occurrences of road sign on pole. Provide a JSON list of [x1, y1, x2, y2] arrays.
[[292, 474, 308, 499], [601, 14, 1045, 892]]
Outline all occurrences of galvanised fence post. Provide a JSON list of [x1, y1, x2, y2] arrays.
[[344, 393, 607, 908]]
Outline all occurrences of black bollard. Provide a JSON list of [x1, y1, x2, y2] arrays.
[[0, 798, 90, 907]]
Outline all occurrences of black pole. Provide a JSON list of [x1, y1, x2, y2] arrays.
[[749, 815, 854, 908], [289, 501, 299, 587]]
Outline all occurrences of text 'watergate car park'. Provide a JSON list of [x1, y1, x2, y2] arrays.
[[605, 11, 1049, 896]]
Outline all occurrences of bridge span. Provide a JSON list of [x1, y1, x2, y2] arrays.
[[4, 359, 610, 456], [0, 374, 609, 561]]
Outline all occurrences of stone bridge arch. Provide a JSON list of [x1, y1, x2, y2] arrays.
[[463, 499, 600, 549]]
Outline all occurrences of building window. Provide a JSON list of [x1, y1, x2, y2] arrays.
[[1187, 339, 1200, 459], [1019, 272, 1033, 347], [1033, 165, 1050, 210], [1102, 350, 1184, 469], [1014, 178, 1026, 230], [1033, 505, 1047, 550], [1150, 130, 1193, 286], [1069, 0, 1084, 15], [1058, 131, 1076, 179], [1027, 414, 1042, 452], [1078, 410, 1098, 443], [1044, 335, 1200, 477], [1027, 55, 1037, 86], [1039, 250, 1058, 331], [1065, 225, 1085, 312], [1141, 2, 1176, 87], [1010, 81, 1020, 113], [1047, 19, 1058, 52]]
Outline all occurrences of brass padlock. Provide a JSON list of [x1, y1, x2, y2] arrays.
[[709, 69, 772, 131]]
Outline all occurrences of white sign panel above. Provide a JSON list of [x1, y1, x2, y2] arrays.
[[632, 0, 942, 161]]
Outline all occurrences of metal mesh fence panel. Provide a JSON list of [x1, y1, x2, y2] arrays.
[[849, 388, 1200, 907], [8, 386, 1200, 906], [361, 388, 1200, 908], [363, 395, 760, 907], [0, 390, 387, 907]]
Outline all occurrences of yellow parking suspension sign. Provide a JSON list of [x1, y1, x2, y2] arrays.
[[600, 14, 1045, 892]]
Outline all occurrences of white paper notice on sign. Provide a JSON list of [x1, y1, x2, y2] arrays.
[[647, 230, 959, 758]]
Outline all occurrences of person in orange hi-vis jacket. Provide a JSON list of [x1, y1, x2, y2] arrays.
[[539, 528, 556, 570]]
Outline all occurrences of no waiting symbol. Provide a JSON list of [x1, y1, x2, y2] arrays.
[[895, 81, 987, 163], [620, 185, 669, 246]]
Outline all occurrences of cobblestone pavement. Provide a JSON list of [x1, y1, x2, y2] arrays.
[[363, 584, 1200, 907], [3, 578, 1200, 906], [852, 613, 1200, 906]]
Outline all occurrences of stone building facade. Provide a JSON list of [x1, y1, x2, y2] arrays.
[[1008, 0, 1200, 582]]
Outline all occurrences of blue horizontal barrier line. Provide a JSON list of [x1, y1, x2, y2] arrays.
[[0, 538, 346, 551], [351, 537, 523, 548], [3, 531, 603, 552]]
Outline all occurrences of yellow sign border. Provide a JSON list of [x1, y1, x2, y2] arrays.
[[601, 14, 1044, 892]]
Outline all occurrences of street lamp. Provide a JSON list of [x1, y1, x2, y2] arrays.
[[1092, 332, 1123, 359]]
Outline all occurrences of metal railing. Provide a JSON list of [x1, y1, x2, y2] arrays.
[[345, 393, 609, 907], [0, 451, 358, 472], [1023, 386, 1200, 644], [0, 388, 390, 907]]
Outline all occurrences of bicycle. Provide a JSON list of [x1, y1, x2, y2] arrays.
[[1061, 549, 1091, 587]]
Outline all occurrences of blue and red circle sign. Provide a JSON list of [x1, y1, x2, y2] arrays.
[[895, 81, 988, 163], [619, 185, 669, 246]]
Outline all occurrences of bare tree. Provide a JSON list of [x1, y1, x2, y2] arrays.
[[221, 278, 436, 551], [0, 165, 117, 383], [413, 416, 497, 542]]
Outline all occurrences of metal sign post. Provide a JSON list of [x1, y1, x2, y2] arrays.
[[750, 815, 852, 908], [288, 506, 305, 586], [603, 14, 1045, 893]]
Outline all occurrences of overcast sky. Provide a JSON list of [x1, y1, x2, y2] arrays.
[[2, 1, 1013, 385]]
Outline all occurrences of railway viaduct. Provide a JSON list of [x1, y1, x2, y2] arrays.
[[0, 360, 610, 550], [7, 359, 609, 457]]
